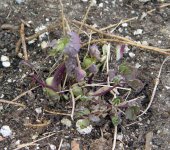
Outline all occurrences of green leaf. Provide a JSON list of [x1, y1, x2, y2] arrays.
[[49, 37, 69, 56], [72, 85, 83, 97], [125, 106, 140, 120], [112, 97, 121, 105], [82, 57, 96, 69], [111, 116, 119, 126], [76, 108, 91, 117], [77, 119, 90, 129], [119, 62, 131, 75]]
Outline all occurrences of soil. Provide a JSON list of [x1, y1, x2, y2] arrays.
[[0, 0, 170, 150]]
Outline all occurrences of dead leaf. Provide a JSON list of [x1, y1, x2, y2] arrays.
[[71, 140, 80, 150]]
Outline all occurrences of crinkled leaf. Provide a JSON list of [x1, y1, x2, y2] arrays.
[[64, 32, 81, 57], [88, 64, 98, 74], [52, 63, 66, 91], [116, 44, 126, 61], [128, 79, 144, 92], [89, 44, 100, 60], [125, 106, 140, 120], [74, 67, 86, 82], [90, 86, 116, 96], [111, 116, 119, 126]]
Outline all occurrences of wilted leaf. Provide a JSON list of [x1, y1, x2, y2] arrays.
[[76, 108, 90, 117], [128, 79, 144, 92], [125, 106, 140, 120], [52, 63, 66, 91], [90, 86, 116, 96], [116, 44, 126, 61]]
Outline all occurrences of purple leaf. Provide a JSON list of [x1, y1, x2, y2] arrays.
[[89, 44, 100, 60], [64, 32, 81, 57], [116, 44, 126, 61], [88, 64, 98, 74], [65, 57, 77, 75], [74, 67, 86, 82], [52, 63, 66, 91]]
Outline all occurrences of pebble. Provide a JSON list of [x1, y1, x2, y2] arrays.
[[141, 41, 148, 46], [2, 61, 11, 67], [16, 0, 25, 4], [122, 23, 128, 27], [35, 25, 48, 41], [81, 0, 88, 2], [99, 3, 103, 7], [35, 107, 42, 114], [41, 41, 48, 49], [1, 55, 9, 62], [129, 52, 135, 58], [61, 118, 72, 127], [0, 125, 12, 137], [49, 144, 56, 150], [135, 63, 141, 68], [134, 29, 143, 35]]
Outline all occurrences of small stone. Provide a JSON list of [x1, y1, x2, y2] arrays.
[[1, 55, 9, 62], [141, 41, 148, 46], [129, 52, 135, 58], [16, 0, 25, 4], [0, 125, 12, 137], [45, 18, 49, 22], [35, 107, 42, 114], [134, 29, 143, 35], [49, 144, 56, 150], [118, 28, 123, 33], [135, 63, 141, 68], [18, 53, 23, 58], [61, 118, 72, 127], [41, 41, 48, 49], [81, 0, 88, 2], [2, 61, 10, 67], [99, 3, 103, 7], [15, 140, 21, 145], [122, 23, 128, 27]]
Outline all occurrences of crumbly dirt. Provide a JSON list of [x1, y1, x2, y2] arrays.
[[0, 0, 170, 150]]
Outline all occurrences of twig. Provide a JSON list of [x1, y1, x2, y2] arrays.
[[138, 57, 170, 117], [0, 99, 25, 107], [106, 43, 111, 85], [14, 132, 56, 150], [147, 3, 170, 14], [69, 89, 75, 120], [20, 23, 28, 60], [12, 86, 39, 102], [24, 120, 51, 128], [112, 125, 117, 150], [58, 138, 64, 150], [78, 0, 93, 34], [15, 38, 22, 53], [44, 109, 70, 116], [82, 39, 170, 56], [59, 0, 65, 35]]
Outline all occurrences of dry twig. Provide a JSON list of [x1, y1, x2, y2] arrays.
[[58, 138, 64, 150], [138, 57, 170, 117], [70, 89, 75, 120], [24, 120, 51, 128], [44, 109, 70, 116], [0, 99, 25, 107], [14, 132, 56, 150], [20, 23, 28, 60]]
